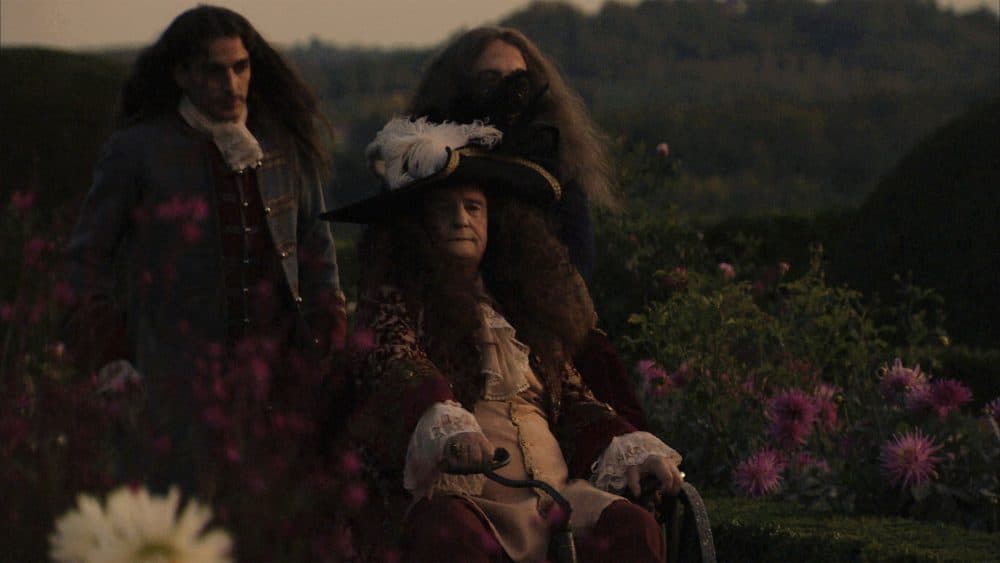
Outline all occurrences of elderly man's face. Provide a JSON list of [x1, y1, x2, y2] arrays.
[[174, 36, 251, 123], [425, 184, 488, 266]]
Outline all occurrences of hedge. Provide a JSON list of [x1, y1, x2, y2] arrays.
[[705, 494, 1000, 562]]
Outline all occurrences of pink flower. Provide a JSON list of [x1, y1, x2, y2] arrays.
[[812, 384, 839, 431], [905, 378, 973, 420], [767, 389, 819, 449], [155, 197, 186, 220], [655, 142, 670, 157], [637, 359, 671, 397], [662, 266, 688, 291], [880, 358, 928, 400], [189, 196, 209, 220], [880, 430, 942, 489], [344, 482, 368, 510], [341, 450, 364, 475], [733, 449, 786, 497], [778, 261, 791, 275], [718, 262, 736, 281]]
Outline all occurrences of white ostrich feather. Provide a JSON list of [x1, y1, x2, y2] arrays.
[[366, 117, 503, 190]]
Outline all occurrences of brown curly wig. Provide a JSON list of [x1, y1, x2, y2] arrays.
[[358, 185, 596, 382]]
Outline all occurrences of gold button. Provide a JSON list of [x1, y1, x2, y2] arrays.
[[264, 207, 271, 215], [295, 296, 303, 304]]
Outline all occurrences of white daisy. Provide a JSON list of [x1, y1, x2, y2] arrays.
[[50, 485, 232, 563]]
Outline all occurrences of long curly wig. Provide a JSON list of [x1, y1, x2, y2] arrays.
[[118, 5, 331, 178], [358, 186, 596, 381], [408, 27, 616, 209]]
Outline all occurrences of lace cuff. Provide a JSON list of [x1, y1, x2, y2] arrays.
[[589, 431, 682, 491], [403, 401, 482, 494]]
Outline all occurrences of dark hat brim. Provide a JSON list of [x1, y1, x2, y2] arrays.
[[320, 147, 562, 223]]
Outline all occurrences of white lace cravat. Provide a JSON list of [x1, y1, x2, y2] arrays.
[[178, 96, 264, 172]]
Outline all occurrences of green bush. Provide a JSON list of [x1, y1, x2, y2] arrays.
[[707, 494, 1000, 562]]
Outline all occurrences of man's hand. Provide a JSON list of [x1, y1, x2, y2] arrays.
[[441, 431, 496, 474], [626, 455, 684, 497]]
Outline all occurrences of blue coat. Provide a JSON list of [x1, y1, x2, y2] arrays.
[[66, 113, 341, 384]]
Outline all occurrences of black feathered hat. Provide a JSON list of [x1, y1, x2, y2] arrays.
[[320, 117, 561, 223]]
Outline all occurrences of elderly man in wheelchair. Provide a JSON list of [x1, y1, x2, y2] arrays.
[[325, 117, 713, 563]]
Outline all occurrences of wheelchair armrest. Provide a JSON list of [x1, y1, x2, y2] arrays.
[[620, 476, 716, 563], [659, 483, 716, 563]]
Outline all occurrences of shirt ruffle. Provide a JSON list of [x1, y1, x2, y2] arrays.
[[589, 431, 682, 491]]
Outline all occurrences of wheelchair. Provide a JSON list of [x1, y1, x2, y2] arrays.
[[333, 331, 716, 562], [341, 444, 716, 563], [455, 448, 717, 563]]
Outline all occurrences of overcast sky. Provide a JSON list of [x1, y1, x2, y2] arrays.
[[2, 0, 998, 51]]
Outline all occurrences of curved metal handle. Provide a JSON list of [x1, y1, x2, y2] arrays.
[[444, 447, 512, 475], [444, 448, 573, 527]]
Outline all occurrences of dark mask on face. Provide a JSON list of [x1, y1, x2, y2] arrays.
[[452, 69, 549, 130]]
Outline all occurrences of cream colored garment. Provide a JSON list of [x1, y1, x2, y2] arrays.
[[402, 303, 680, 562], [177, 96, 264, 171]]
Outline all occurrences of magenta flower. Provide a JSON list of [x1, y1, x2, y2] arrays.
[[905, 378, 973, 420], [341, 450, 364, 475], [733, 449, 786, 497], [767, 389, 819, 449], [880, 430, 942, 489], [718, 262, 736, 281], [880, 358, 927, 400], [655, 142, 670, 158], [662, 266, 688, 291], [637, 359, 672, 397], [344, 482, 368, 510], [778, 261, 791, 275]]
